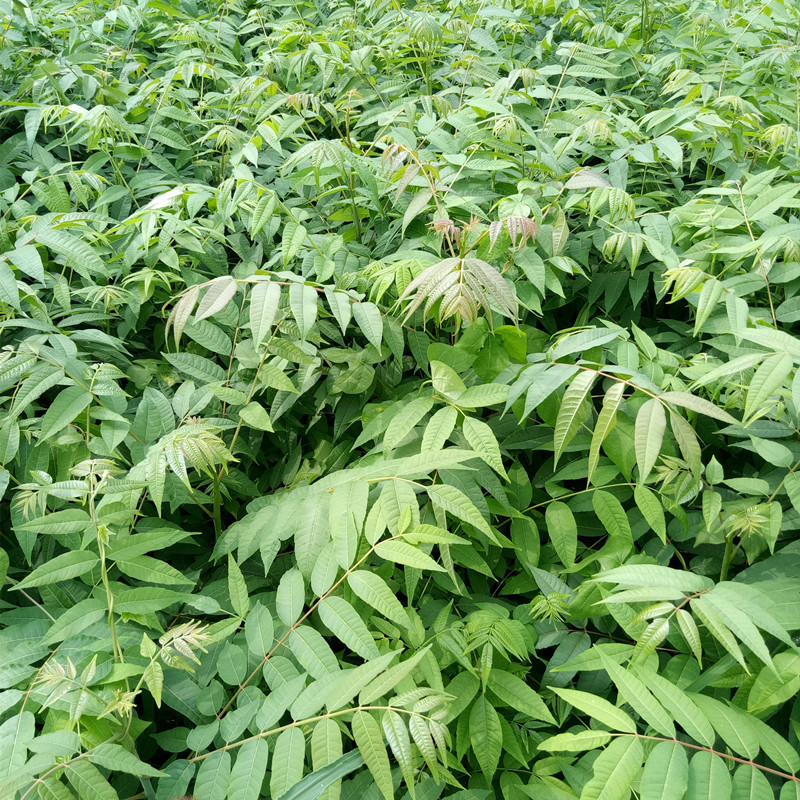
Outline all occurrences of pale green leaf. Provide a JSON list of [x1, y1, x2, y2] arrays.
[[271, 728, 306, 799], [579, 736, 643, 800], [550, 688, 636, 733], [634, 398, 666, 482]]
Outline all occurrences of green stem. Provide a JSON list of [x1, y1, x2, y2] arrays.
[[212, 473, 222, 539], [719, 533, 735, 582]]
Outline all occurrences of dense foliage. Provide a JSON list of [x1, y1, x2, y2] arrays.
[[2, 0, 800, 797]]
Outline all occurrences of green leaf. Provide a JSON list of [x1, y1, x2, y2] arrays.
[[228, 553, 250, 618], [731, 765, 774, 800], [359, 647, 432, 705], [39, 386, 92, 441], [352, 711, 393, 800], [599, 652, 675, 737], [469, 695, 502, 780], [17, 508, 92, 536], [318, 596, 380, 660], [249, 280, 282, 347], [550, 328, 621, 359], [196, 276, 237, 320], [353, 302, 383, 350], [687, 752, 731, 800], [382, 709, 414, 789], [661, 391, 738, 424], [553, 370, 595, 466], [271, 728, 306, 799], [579, 736, 643, 800], [454, 383, 509, 409], [290, 282, 319, 338], [634, 667, 715, 747], [550, 688, 636, 733], [245, 602, 274, 657], [65, 760, 120, 800], [7, 245, 44, 282], [228, 739, 270, 800], [348, 570, 409, 628], [597, 565, 713, 593], [744, 353, 792, 420], [281, 751, 365, 800], [193, 751, 231, 800], [0, 711, 34, 779], [402, 188, 432, 235], [545, 502, 577, 567], [588, 382, 625, 484], [690, 694, 760, 758], [421, 406, 458, 452], [277, 568, 305, 626], [640, 741, 688, 800], [633, 486, 666, 543], [690, 597, 747, 670], [283, 222, 308, 265], [89, 743, 165, 778], [13, 550, 99, 590], [239, 401, 274, 431], [163, 352, 226, 384], [383, 397, 434, 453], [426, 483, 494, 540], [487, 668, 556, 724], [325, 652, 397, 711], [0, 261, 20, 310], [311, 718, 344, 800], [592, 490, 631, 544], [290, 626, 340, 679], [538, 730, 612, 752], [634, 399, 666, 482], [462, 416, 508, 480]]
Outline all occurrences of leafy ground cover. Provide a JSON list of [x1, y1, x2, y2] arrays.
[[2, 0, 800, 797]]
